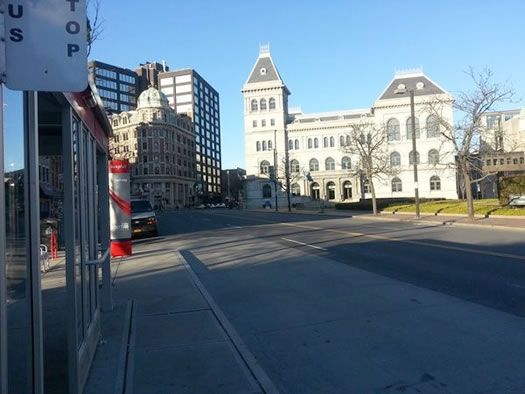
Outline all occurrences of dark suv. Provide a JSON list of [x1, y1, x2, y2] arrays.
[[131, 200, 158, 237]]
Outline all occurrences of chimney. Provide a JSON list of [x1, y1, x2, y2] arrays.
[[162, 60, 166, 72]]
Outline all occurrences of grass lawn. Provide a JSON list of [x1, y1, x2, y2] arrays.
[[382, 199, 525, 216]]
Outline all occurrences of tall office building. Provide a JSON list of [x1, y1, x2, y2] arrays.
[[158, 69, 222, 198], [88, 60, 138, 113], [135, 61, 169, 93]]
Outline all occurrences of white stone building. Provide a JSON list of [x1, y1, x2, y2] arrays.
[[109, 87, 197, 208], [242, 47, 458, 208]]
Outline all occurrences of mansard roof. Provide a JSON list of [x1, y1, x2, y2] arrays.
[[377, 71, 447, 101]]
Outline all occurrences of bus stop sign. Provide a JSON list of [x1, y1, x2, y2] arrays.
[[2, 0, 88, 92]]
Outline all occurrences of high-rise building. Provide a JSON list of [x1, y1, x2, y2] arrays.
[[135, 61, 169, 93], [88, 60, 138, 113], [158, 69, 222, 199]]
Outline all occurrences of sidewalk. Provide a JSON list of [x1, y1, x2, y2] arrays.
[[252, 207, 525, 232], [84, 239, 271, 394]]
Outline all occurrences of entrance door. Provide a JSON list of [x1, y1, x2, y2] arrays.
[[343, 181, 353, 200], [311, 182, 320, 200]]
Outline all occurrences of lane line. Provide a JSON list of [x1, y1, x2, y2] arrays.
[[203, 211, 525, 262], [226, 224, 242, 229], [281, 237, 328, 251], [281, 222, 525, 262]]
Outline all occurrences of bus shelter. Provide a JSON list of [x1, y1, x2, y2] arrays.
[[0, 76, 112, 393]]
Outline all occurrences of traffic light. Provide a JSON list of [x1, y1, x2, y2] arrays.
[[269, 166, 275, 181]]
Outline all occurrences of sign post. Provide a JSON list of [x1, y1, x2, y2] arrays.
[[109, 160, 132, 257]]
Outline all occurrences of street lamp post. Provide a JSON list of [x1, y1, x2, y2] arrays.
[[395, 86, 420, 218]]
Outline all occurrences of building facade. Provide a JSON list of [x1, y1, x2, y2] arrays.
[[158, 69, 222, 200], [242, 47, 458, 208], [88, 60, 138, 113], [109, 87, 197, 208]]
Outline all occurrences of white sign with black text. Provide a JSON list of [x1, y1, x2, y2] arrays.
[[3, 0, 87, 91]]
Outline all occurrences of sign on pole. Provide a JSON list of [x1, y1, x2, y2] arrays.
[[3, 0, 88, 91]]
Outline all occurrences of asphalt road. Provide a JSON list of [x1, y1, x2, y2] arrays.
[[155, 209, 525, 393]]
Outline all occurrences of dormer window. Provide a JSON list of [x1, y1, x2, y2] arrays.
[[260, 67, 267, 75]]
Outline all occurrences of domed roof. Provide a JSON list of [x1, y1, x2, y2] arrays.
[[137, 87, 170, 109]]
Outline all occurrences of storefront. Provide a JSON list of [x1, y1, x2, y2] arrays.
[[0, 77, 112, 393]]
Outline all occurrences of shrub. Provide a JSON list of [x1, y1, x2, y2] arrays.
[[498, 175, 525, 205]]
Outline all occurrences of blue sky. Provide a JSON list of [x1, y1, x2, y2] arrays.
[[4, 1, 525, 170]]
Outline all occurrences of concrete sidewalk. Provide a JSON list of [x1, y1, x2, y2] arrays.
[[84, 239, 273, 394], [251, 208, 525, 232]]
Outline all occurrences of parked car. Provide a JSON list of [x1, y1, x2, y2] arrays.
[[131, 199, 158, 237]]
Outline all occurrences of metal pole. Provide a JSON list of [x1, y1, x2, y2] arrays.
[[227, 170, 231, 201], [273, 130, 278, 212], [410, 90, 420, 218], [283, 127, 291, 212], [0, 83, 7, 394]]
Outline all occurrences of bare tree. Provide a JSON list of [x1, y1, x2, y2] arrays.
[[87, 0, 104, 57], [425, 68, 515, 219], [342, 120, 398, 215]]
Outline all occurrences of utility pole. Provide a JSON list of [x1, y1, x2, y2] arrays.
[[273, 129, 278, 212], [283, 126, 292, 212], [409, 90, 421, 219]]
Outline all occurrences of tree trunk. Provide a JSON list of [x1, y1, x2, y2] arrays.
[[369, 173, 378, 215], [462, 163, 474, 219]]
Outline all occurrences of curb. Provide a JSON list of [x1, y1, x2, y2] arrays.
[[358, 215, 525, 233]]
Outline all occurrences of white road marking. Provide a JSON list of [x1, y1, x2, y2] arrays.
[[281, 237, 328, 251], [226, 224, 242, 229]]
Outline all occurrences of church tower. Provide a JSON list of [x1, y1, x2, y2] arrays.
[[242, 45, 290, 177]]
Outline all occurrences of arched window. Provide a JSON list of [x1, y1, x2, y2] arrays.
[[387, 118, 400, 141], [330, 136, 335, 147], [309, 158, 319, 171], [426, 115, 440, 138], [406, 117, 420, 139], [251, 99, 258, 111], [260, 160, 270, 174], [343, 181, 352, 200], [428, 149, 439, 165], [262, 184, 272, 198], [122, 117, 128, 125], [288, 139, 294, 150], [112, 119, 118, 127], [294, 139, 299, 150], [314, 138, 319, 148], [342, 156, 351, 169], [291, 183, 301, 196], [268, 140, 272, 150], [308, 138, 313, 149], [340, 136, 345, 146], [256, 141, 261, 151], [323, 137, 328, 148], [346, 135, 351, 145], [311, 182, 320, 200], [327, 182, 336, 200], [409, 151, 420, 165], [269, 97, 276, 110], [260, 98, 267, 110], [290, 159, 300, 173], [390, 151, 401, 166], [325, 157, 335, 171], [262, 141, 267, 151], [430, 176, 441, 191], [391, 177, 402, 192]]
